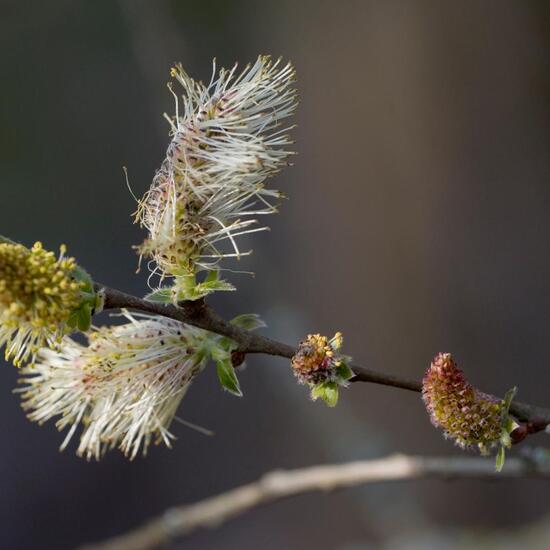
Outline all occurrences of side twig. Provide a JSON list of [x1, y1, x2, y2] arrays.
[[95, 282, 550, 430], [79, 452, 550, 550]]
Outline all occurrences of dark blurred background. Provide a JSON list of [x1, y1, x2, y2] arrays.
[[2, 1, 550, 548]]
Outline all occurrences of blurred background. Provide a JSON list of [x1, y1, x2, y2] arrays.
[[2, 1, 550, 548]]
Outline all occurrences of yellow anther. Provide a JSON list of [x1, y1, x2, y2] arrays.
[[0, 241, 84, 365]]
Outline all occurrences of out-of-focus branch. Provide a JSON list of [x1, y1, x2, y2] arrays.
[[79, 453, 550, 550], [95, 282, 550, 430]]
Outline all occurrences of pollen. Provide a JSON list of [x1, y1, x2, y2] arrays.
[[0, 241, 83, 365]]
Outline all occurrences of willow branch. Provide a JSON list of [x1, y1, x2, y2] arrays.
[[79, 452, 550, 550], [95, 282, 550, 429]]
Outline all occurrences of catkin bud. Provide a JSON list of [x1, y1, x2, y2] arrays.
[[422, 353, 514, 455], [291, 332, 353, 407]]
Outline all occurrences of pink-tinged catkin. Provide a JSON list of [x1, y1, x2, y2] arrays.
[[422, 353, 504, 453], [291, 333, 344, 386]]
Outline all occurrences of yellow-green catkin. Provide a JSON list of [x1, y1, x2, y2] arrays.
[[0, 241, 82, 365]]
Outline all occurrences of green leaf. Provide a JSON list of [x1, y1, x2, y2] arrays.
[[67, 291, 97, 333], [495, 446, 506, 472], [500, 430, 512, 449], [502, 387, 517, 413], [311, 385, 323, 400], [209, 342, 236, 360], [76, 304, 92, 332], [335, 362, 355, 381], [66, 310, 79, 329], [196, 278, 235, 294], [504, 417, 519, 436], [500, 387, 519, 448], [323, 385, 339, 407], [216, 358, 242, 397], [80, 291, 96, 302], [218, 337, 237, 352], [204, 269, 220, 283], [311, 382, 339, 407], [66, 266, 100, 333], [230, 313, 266, 331], [71, 265, 94, 293], [172, 273, 236, 301], [145, 288, 174, 303]]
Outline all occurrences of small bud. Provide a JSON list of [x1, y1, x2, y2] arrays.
[[0, 241, 89, 366], [231, 350, 246, 368], [292, 333, 354, 407], [422, 353, 518, 464]]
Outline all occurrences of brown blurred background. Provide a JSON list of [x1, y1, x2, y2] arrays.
[[1, 1, 550, 548]]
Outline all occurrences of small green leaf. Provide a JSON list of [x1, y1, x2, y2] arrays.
[[502, 387, 517, 413], [500, 429, 512, 449], [495, 446, 506, 472], [311, 382, 339, 407], [504, 417, 520, 436], [335, 362, 355, 381], [209, 344, 231, 362], [66, 310, 79, 329], [197, 279, 235, 293], [216, 358, 242, 397], [80, 291, 96, 302], [76, 304, 92, 332], [230, 313, 266, 331], [217, 337, 236, 352], [323, 385, 339, 407], [145, 288, 174, 303], [204, 270, 220, 283], [172, 274, 236, 301], [311, 385, 323, 400], [71, 265, 94, 292]]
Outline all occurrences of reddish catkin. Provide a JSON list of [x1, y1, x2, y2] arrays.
[[422, 353, 506, 454]]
